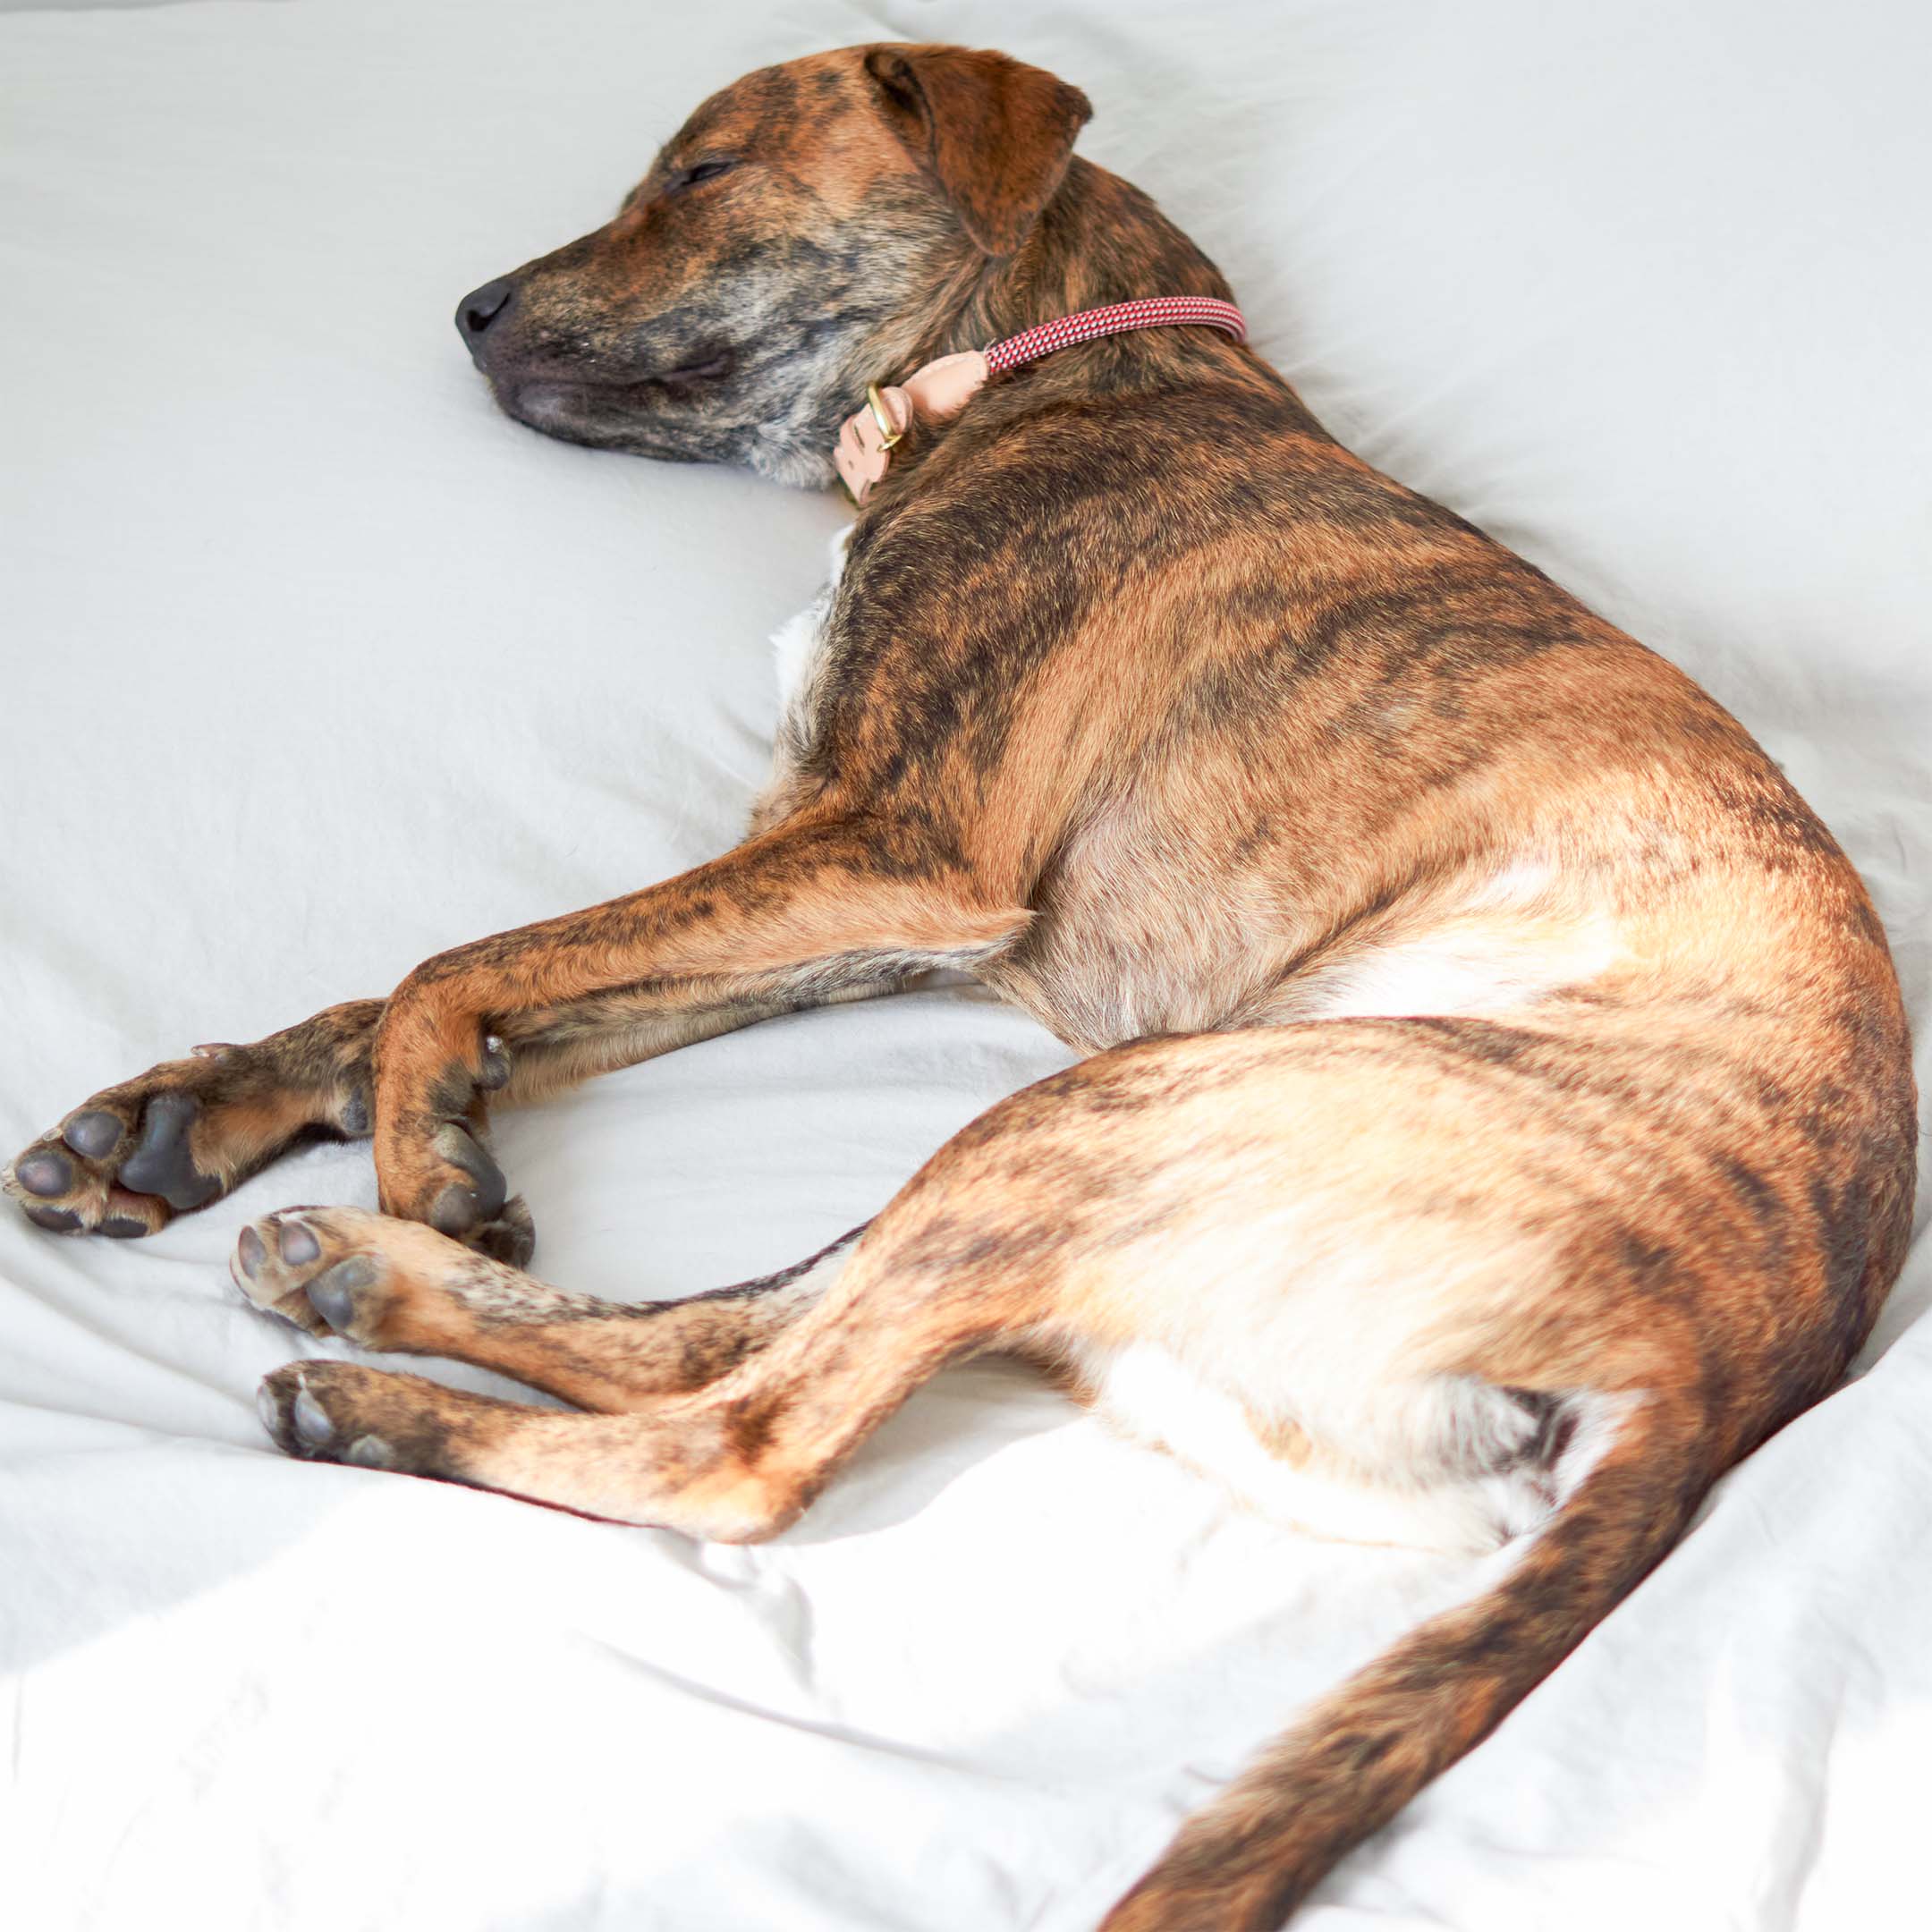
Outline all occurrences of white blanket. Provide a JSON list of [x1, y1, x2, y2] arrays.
[[3, 2, 1928, 1927]]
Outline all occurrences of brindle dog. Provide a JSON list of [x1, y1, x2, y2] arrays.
[[4, 42, 1914, 1932]]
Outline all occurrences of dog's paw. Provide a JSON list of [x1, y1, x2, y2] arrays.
[[257, 1360, 438, 1471], [8, 1067, 235, 1238], [255, 1358, 514, 1484], [364, 1018, 520, 1242], [378, 1114, 534, 1264], [5, 1045, 370, 1240], [468, 1191, 537, 1268], [232, 1204, 471, 1343]]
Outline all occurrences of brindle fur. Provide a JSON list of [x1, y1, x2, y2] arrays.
[[6, 43, 1913, 1931]]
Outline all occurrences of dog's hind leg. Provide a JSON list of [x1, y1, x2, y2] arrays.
[[246, 1014, 1741, 1546], [231, 1200, 865, 1394], [250, 1186, 1046, 1538], [245, 1010, 1886, 1932]]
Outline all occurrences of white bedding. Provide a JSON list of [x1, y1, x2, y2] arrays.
[[3, 2, 1928, 1927]]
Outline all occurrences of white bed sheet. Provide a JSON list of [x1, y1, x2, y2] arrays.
[[2, 2, 1928, 1927]]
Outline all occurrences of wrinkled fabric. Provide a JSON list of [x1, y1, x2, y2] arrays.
[[1, 3, 1928, 1928]]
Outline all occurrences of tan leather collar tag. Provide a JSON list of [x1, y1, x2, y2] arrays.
[[835, 350, 987, 504]]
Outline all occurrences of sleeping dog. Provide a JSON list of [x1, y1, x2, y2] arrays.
[[5, 42, 1913, 1931]]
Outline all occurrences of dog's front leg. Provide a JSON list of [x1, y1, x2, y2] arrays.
[[369, 810, 1029, 1242]]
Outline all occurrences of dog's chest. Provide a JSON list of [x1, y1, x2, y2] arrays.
[[769, 525, 852, 730]]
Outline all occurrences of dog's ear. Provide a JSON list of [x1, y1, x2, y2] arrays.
[[864, 45, 1092, 258]]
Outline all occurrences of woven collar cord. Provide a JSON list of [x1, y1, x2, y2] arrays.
[[984, 295, 1246, 371]]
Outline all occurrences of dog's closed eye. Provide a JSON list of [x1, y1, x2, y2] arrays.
[[665, 157, 738, 197]]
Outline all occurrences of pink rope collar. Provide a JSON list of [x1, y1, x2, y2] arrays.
[[983, 295, 1247, 372], [834, 296, 1248, 504]]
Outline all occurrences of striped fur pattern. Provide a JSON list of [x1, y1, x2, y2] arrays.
[[6, 42, 1914, 1930]]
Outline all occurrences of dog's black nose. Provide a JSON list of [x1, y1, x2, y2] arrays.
[[455, 277, 516, 352]]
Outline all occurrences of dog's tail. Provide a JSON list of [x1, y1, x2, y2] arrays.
[[1101, 1388, 1713, 1932]]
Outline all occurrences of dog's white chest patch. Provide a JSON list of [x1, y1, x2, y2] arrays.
[[771, 524, 852, 717]]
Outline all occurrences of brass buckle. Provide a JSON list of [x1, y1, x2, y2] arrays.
[[865, 381, 903, 450]]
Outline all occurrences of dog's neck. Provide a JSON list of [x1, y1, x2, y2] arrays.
[[968, 161, 1228, 341], [904, 159, 1250, 382], [855, 158, 1308, 503]]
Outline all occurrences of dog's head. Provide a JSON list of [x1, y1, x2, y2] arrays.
[[454, 45, 1091, 487]]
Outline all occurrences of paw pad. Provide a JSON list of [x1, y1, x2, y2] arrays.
[[477, 1034, 512, 1091], [236, 1223, 267, 1280], [303, 1255, 381, 1334], [63, 1110, 123, 1160], [117, 1092, 220, 1212], [14, 1148, 72, 1199], [278, 1221, 320, 1267], [423, 1122, 509, 1235], [292, 1385, 335, 1448]]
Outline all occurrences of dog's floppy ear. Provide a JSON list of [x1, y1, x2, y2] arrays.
[[864, 45, 1092, 258]]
